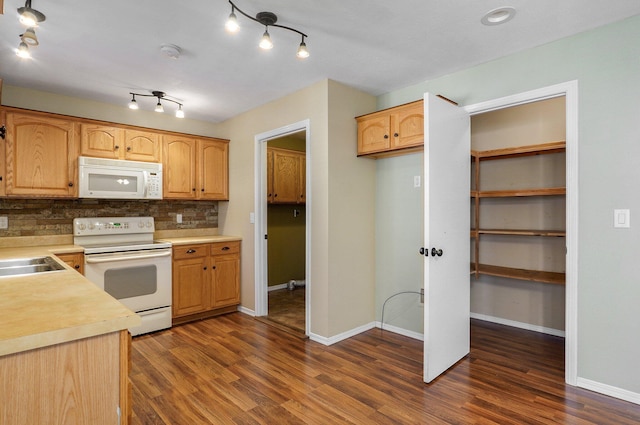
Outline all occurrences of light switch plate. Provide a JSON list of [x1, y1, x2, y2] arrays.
[[414, 175, 421, 188], [0, 217, 7, 229], [614, 209, 630, 228]]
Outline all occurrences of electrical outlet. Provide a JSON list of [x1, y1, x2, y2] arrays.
[[176, 213, 182, 224], [0, 217, 7, 229]]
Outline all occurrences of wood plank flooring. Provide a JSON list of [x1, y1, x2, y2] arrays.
[[130, 314, 640, 424]]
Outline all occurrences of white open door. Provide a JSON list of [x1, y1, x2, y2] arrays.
[[423, 93, 471, 383]]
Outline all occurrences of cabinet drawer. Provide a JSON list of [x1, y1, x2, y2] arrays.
[[211, 241, 240, 255], [172, 244, 209, 260]]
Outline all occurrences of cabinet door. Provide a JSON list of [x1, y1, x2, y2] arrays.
[[124, 130, 161, 162], [357, 115, 391, 155], [5, 112, 78, 197], [211, 254, 240, 308], [56, 252, 84, 275], [299, 155, 306, 204], [172, 255, 209, 317], [163, 136, 197, 199], [198, 139, 229, 200], [272, 149, 301, 203], [0, 109, 5, 197], [392, 102, 424, 149], [80, 124, 124, 160], [267, 148, 274, 203]]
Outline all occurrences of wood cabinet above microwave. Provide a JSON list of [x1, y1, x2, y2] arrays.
[[80, 124, 161, 162]]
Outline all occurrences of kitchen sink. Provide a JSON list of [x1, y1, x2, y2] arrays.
[[0, 256, 66, 277]]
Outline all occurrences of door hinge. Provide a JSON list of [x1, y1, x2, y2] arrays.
[[264, 234, 268, 240]]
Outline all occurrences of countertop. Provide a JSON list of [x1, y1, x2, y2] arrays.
[[156, 235, 242, 245], [0, 246, 140, 357]]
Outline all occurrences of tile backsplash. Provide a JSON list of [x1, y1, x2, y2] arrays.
[[0, 199, 218, 237]]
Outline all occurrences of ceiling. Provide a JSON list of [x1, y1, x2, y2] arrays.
[[1, 1, 639, 123]]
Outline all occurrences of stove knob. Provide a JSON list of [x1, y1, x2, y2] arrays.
[[138, 221, 145, 228], [88, 223, 95, 230], [146, 221, 152, 228], [78, 223, 86, 230]]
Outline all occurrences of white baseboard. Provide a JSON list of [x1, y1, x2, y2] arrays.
[[376, 322, 424, 341], [237, 305, 255, 316], [577, 377, 640, 405], [308, 321, 376, 346], [471, 312, 565, 337]]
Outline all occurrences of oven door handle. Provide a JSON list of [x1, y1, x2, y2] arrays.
[[85, 250, 171, 263]]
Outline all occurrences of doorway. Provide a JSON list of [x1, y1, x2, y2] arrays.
[[465, 81, 578, 385], [254, 120, 311, 336]]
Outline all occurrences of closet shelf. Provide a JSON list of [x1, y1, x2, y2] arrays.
[[475, 187, 566, 198], [471, 263, 565, 285], [474, 229, 565, 237], [471, 141, 566, 160]]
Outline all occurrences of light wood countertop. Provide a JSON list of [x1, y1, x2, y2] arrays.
[[0, 246, 140, 357], [157, 235, 242, 245]]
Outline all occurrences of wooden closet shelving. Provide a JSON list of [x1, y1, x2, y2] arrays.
[[471, 141, 566, 285]]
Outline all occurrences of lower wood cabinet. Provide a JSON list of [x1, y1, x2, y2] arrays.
[[56, 252, 84, 275], [0, 330, 131, 425], [172, 241, 240, 324]]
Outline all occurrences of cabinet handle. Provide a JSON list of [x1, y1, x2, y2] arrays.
[[0, 176, 2, 181], [384, 134, 389, 139], [114, 145, 119, 150], [394, 133, 399, 137], [186, 249, 197, 254], [221, 246, 230, 251], [68, 182, 74, 187], [0, 125, 5, 140], [212, 266, 216, 270], [74, 264, 80, 269], [274, 194, 278, 197], [201, 188, 205, 192], [204, 266, 207, 270], [127, 146, 131, 151], [192, 188, 196, 192]]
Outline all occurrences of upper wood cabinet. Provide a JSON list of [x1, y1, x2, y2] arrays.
[[163, 136, 229, 200], [3, 110, 78, 197], [80, 124, 161, 162], [267, 147, 305, 204], [356, 100, 424, 158]]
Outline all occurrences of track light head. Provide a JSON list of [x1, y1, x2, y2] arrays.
[[296, 37, 309, 59], [128, 90, 183, 118], [17, 1, 46, 27], [16, 41, 31, 59], [226, 9, 239, 33], [259, 28, 273, 50]]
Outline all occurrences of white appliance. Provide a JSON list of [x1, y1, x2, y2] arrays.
[[78, 156, 163, 199], [73, 216, 172, 336]]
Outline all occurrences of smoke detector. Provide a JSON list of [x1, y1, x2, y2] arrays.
[[160, 44, 181, 59]]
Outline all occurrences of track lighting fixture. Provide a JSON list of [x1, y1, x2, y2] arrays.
[[128, 91, 185, 118], [225, 0, 309, 59], [15, 1, 45, 59]]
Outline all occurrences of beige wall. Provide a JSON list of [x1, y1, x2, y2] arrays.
[[219, 79, 377, 338]]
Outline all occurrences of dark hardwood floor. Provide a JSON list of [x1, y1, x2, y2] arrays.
[[130, 314, 640, 424]]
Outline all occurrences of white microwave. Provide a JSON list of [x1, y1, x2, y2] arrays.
[[78, 156, 163, 199]]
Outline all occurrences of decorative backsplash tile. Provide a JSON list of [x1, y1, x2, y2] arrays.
[[0, 199, 218, 237]]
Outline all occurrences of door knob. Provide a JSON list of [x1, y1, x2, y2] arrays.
[[431, 248, 443, 257]]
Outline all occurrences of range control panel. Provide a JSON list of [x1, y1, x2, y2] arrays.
[[73, 217, 155, 236]]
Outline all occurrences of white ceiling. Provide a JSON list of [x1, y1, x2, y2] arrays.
[[1, 1, 639, 123]]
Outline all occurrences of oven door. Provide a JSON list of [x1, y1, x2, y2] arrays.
[[84, 249, 172, 313]]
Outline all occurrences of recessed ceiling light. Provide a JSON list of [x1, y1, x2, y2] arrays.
[[481, 7, 516, 26]]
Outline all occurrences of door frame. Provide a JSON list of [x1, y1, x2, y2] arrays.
[[254, 119, 311, 335], [464, 80, 578, 385]]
